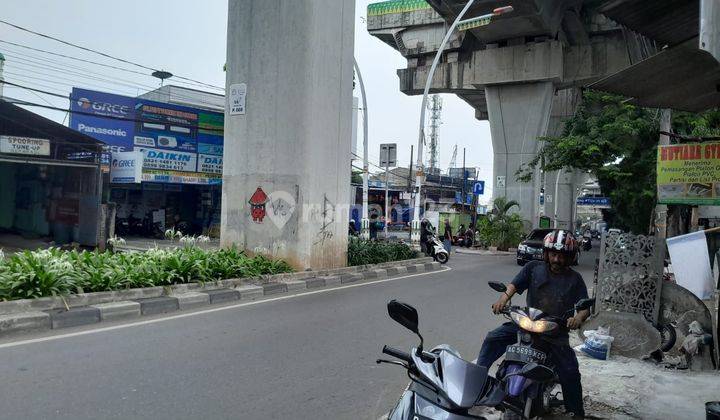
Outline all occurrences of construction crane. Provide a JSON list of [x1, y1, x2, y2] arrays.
[[448, 144, 458, 172], [426, 95, 442, 174]]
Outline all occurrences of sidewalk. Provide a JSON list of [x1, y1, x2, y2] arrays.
[[576, 351, 719, 419]]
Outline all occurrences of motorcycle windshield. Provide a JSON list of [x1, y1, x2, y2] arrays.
[[412, 348, 488, 409]]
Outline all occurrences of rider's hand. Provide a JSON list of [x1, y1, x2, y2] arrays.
[[567, 316, 583, 330], [491, 298, 506, 315]]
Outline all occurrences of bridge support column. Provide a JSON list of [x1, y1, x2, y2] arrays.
[[221, 0, 355, 269], [485, 82, 553, 226]]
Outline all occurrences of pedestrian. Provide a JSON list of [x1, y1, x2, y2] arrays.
[[369, 214, 378, 240], [443, 219, 452, 253]]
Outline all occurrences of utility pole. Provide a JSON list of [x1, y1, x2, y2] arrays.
[[462, 148, 466, 213], [408, 145, 414, 193], [409, 3, 514, 248], [0, 52, 5, 99], [353, 58, 370, 240], [655, 109, 671, 239]]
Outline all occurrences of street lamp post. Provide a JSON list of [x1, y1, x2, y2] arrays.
[[410, 3, 514, 248], [353, 58, 370, 240]]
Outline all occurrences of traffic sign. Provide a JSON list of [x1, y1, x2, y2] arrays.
[[473, 181, 485, 195]]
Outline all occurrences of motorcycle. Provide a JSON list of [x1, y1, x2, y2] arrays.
[[487, 281, 595, 419], [379, 300, 572, 420], [579, 236, 592, 251], [426, 234, 449, 264]]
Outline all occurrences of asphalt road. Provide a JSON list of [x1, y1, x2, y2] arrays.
[[0, 247, 598, 420]]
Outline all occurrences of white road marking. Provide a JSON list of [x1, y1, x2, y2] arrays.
[[0, 266, 452, 349]]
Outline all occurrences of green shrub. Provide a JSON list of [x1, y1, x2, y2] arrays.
[[0, 246, 293, 301], [347, 238, 417, 266], [477, 197, 527, 250]]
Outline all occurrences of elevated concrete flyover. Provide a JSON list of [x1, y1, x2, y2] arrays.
[[367, 0, 634, 227]]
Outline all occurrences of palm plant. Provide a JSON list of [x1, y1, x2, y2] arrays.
[[479, 197, 526, 251]]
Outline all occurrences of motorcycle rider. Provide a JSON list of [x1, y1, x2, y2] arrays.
[[420, 218, 435, 255], [477, 230, 590, 418]]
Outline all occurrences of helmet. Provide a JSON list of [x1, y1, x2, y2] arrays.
[[543, 229, 577, 258]]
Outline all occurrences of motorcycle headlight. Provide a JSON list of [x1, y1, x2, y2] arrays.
[[511, 312, 558, 333]]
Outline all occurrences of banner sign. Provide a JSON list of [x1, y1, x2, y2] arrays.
[[576, 197, 611, 207], [70, 88, 224, 184], [141, 169, 221, 185], [110, 151, 143, 184], [657, 142, 720, 205], [0, 135, 50, 156], [367, 0, 431, 17], [198, 154, 223, 174]]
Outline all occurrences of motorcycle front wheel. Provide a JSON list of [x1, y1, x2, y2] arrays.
[[434, 252, 449, 264]]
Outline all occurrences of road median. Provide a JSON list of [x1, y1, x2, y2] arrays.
[[0, 257, 442, 337]]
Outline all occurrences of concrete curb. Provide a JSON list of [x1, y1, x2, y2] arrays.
[[0, 257, 443, 337]]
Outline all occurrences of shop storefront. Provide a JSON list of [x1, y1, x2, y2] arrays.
[[69, 88, 223, 238], [0, 100, 105, 248]]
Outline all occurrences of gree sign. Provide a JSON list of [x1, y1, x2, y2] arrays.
[[0, 135, 51, 156], [110, 151, 143, 183]]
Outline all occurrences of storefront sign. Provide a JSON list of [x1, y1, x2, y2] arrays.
[[139, 148, 197, 172], [110, 151, 143, 184], [141, 169, 221, 185], [70, 87, 224, 185], [198, 154, 223, 174], [576, 197, 611, 208], [0, 136, 50, 156], [657, 141, 720, 205]]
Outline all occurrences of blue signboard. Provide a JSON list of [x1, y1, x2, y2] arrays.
[[473, 181, 485, 195], [576, 197, 611, 207], [70, 88, 224, 184], [455, 192, 473, 204]]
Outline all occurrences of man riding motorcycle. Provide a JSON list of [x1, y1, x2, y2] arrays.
[[477, 229, 590, 417]]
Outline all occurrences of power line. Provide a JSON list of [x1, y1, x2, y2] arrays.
[[0, 20, 224, 90], [0, 43, 224, 93]]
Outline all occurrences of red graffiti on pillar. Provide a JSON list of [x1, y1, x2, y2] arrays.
[[249, 187, 268, 223]]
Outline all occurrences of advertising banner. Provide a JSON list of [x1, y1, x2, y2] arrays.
[[70, 88, 224, 183], [110, 151, 143, 184], [657, 142, 720, 205], [0, 135, 50, 156], [139, 148, 197, 172], [141, 169, 221, 185], [576, 197, 611, 208], [198, 154, 223, 174]]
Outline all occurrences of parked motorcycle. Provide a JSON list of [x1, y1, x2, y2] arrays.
[[426, 234, 449, 264], [378, 299, 582, 420], [487, 281, 595, 419]]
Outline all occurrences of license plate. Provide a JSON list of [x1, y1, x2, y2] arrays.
[[533, 254, 544, 260], [506, 345, 547, 363]]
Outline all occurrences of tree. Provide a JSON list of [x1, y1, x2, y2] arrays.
[[516, 91, 659, 234], [477, 197, 526, 250]]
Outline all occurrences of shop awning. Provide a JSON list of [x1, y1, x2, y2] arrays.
[[589, 38, 720, 112], [0, 99, 104, 166]]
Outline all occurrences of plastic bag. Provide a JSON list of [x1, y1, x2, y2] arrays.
[[575, 326, 615, 360]]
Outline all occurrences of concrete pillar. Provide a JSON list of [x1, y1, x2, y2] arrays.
[[485, 82, 553, 226], [222, 0, 355, 269]]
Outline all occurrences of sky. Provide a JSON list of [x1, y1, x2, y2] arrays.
[[1, 0, 494, 199]]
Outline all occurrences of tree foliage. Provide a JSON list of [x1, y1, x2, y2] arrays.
[[516, 91, 660, 234], [516, 91, 720, 234]]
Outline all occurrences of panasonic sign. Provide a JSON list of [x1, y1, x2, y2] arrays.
[[77, 124, 128, 137]]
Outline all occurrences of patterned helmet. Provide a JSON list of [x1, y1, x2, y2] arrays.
[[543, 229, 577, 256]]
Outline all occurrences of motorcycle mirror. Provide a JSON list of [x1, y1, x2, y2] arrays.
[[520, 362, 555, 382], [488, 282, 507, 293], [575, 298, 595, 312], [387, 300, 419, 334]]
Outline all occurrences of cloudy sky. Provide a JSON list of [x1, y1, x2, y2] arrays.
[[1, 0, 494, 198]]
